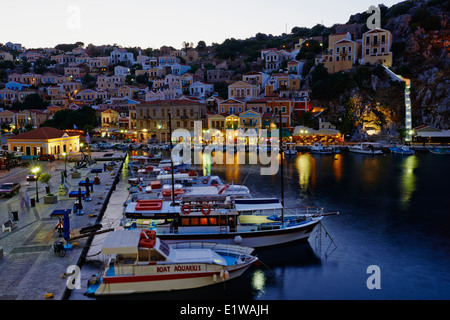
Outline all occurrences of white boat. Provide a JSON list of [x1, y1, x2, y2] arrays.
[[86, 229, 258, 296], [283, 143, 297, 155], [123, 197, 336, 248], [349, 142, 383, 155], [389, 145, 415, 155], [309, 143, 336, 154]]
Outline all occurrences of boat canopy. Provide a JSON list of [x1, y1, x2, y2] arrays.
[[101, 230, 141, 255], [234, 198, 283, 211]]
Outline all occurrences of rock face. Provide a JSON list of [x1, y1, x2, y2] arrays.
[[382, 0, 449, 130]]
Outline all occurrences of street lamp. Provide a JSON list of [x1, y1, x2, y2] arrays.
[[62, 152, 67, 177], [32, 167, 40, 203]]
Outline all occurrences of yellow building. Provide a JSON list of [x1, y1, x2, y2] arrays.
[[228, 81, 259, 101], [362, 28, 393, 67], [7, 127, 80, 157], [323, 32, 361, 73]]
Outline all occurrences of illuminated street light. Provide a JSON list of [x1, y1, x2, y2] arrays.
[[32, 167, 40, 203]]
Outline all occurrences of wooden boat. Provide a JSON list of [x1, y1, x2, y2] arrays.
[[349, 142, 383, 155], [122, 197, 336, 248], [86, 229, 258, 295]]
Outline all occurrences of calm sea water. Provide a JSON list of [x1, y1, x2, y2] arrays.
[[87, 149, 450, 300]]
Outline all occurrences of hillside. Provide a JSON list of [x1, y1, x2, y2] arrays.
[[206, 0, 449, 138]]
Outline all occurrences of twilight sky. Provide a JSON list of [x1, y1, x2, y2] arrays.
[[1, 0, 402, 50]]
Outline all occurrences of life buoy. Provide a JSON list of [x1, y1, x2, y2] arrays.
[[181, 205, 191, 215], [201, 205, 211, 215], [202, 178, 209, 184]]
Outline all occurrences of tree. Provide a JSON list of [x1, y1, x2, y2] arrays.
[[196, 41, 206, 51]]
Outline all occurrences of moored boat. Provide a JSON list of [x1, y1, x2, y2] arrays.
[[349, 142, 383, 155], [428, 147, 450, 155], [309, 143, 336, 154], [122, 196, 336, 248], [389, 145, 415, 155], [86, 229, 258, 296]]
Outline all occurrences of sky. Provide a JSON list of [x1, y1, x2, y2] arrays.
[[1, 0, 403, 50]]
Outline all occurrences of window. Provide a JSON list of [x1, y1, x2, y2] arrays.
[[336, 56, 339, 61], [366, 36, 370, 45], [348, 55, 352, 61], [336, 47, 340, 53], [381, 35, 386, 44], [348, 46, 352, 52], [366, 49, 370, 55]]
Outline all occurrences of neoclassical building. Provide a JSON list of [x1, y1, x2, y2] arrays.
[[7, 127, 80, 158]]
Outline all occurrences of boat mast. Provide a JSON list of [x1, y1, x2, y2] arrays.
[[279, 110, 284, 224], [168, 111, 175, 206]]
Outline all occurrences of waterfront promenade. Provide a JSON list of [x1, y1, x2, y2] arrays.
[[0, 152, 126, 300]]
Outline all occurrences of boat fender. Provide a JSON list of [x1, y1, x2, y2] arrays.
[[224, 270, 229, 280], [234, 235, 242, 244], [220, 269, 224, 280], [201, 205, 211, 215], [203, 178, 209, 184], [44, 293, 53, 299], [181, 205, 191, 215], [213, 274, 217, 283]]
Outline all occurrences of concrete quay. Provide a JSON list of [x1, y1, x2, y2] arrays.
[[0, 151, 127, 300]]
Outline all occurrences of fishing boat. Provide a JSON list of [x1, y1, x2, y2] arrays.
[[349, 142, 383, 155], [309, 143, 335, 154], [86, 229, 258, 296], [389, 145, 415, 155], [122, 197, 335, 248], [428, 147, 450, 155], [283, 142, 297, 155]]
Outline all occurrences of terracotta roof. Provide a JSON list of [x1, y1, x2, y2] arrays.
[[8, 127, 79, 140]]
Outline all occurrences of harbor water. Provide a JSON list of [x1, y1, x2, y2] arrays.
[[81, 149, 450, 300]]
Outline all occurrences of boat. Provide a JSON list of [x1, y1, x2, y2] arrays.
[[122, 197, 336, 248], [309, 143, 335, 154], [86, 229, 258, 296], [349, 142, 383, 155], [389, 145, 415, 155], [283, 142, 297, 155], [428, 147, 450, 155]]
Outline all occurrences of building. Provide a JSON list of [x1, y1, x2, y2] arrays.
[[7, 127, 80, 157], [362, 28, 393, 67], [336, 23, 364, 40], [322, 32, 361, 73], [189, 81, 214, 98], [109, 48, 135, 65], [135, 100, 207, 142], [0, 51, 14, 61], [207, 69, 234, 83], [228, 81, 259, 101]]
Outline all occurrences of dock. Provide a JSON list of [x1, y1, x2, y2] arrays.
[[0, 151, 127, 300]]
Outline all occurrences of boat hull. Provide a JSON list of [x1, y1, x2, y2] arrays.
[[157, 219, 321, 248], [349, 149, 383, 155], [90, 260, 255, 296]]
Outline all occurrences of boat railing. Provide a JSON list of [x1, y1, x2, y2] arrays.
[[169, 241, 253, 255], [282, 206, 324, 217]]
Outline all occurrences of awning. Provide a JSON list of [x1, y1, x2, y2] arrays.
[[234, 198, 283, 211], [101, 230, 141, 255], [415, 130, 450, 137]]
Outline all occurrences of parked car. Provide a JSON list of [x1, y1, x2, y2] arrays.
[[37, 154, 55, 161], [26, 174, 38, 181], [0, 183, 21, 197]]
